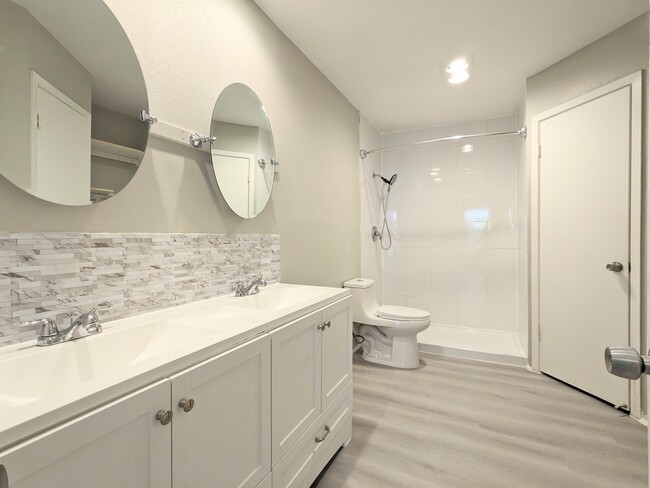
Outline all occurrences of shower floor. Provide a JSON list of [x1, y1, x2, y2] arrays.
[[418, 324, 527, 366], [312, 354, 647, 488]]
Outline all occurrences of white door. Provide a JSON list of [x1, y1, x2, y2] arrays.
[[321, 298, 352, 411], [0, 380, 171, 488], [31, 72, 91, 205], [271, 310, 322, 465], [211, 149, 255, 217], [171, 335, 271, 488], [537, 83, 634, 406]]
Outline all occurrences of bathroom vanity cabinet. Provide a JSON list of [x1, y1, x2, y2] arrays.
[[0, 292, 352, 488]]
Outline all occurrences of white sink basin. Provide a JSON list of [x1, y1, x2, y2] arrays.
[[235, 286, 328, 312], [0, 320, 215, 408]]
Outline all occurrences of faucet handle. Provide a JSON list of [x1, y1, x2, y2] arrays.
[[21, 318, 59, 338], [235, 281, 246, 296]]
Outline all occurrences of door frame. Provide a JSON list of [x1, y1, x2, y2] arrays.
[[530, 71, 643, 418]]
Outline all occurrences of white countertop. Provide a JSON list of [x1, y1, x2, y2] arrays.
[[0, 283, 349, 450]]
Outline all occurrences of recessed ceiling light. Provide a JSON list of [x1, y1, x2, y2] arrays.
[[440, 55, 473, 86], [461, 144, 474, 153]]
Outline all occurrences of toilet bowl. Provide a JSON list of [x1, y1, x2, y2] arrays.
[[343, 278, 430, 369]]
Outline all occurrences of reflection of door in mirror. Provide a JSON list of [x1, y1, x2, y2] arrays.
[[212, 120, 266, 218], [0, 0, 149, 205], [212, 150, 255, 217], [31, 72, 91, 205], [210, 84, 275, 219]]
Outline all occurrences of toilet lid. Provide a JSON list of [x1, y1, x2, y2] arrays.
[[376, 305, 429, 321]]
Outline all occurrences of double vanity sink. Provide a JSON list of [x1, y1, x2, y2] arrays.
[[0, 283, 353, 488]]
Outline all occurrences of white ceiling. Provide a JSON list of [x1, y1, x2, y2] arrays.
[[254, 0, 648, 132]]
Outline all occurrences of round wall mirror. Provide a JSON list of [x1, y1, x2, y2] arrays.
[[210, 83, 275, 219], [0, 0, 149, 205]]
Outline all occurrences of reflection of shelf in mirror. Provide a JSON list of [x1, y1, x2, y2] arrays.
[[91, 139, 144, 166], [90, 187, 115, 203]]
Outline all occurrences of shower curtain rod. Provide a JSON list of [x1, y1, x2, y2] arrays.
[[359, 126, 527, 159]]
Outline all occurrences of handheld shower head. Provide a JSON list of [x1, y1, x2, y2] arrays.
[[373, 173, 398, 186]]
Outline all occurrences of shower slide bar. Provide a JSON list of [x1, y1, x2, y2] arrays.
[[359, 126, 527, 159]]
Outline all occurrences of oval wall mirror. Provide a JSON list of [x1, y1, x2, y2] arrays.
[[210, 83, 275, 219], [0, 0, 149, 205]]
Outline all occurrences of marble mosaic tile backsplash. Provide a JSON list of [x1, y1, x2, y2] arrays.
[[0, 233, 281, 347]]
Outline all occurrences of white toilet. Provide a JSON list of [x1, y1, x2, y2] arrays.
[[343, 278, 430, 369]]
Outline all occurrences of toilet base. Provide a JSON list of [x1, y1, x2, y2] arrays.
[[357, 324, 422, 369]]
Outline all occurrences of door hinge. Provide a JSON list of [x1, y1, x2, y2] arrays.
[[538, 324, 541, 342], [36, 113, 42, 129], [629, 262, 631, 273], [537, 145, 541, 159]]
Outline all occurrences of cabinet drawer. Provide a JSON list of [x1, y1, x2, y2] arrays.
[[273, 382, 352, 488]]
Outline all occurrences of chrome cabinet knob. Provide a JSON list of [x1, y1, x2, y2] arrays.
[[179, 398, 195, 413], [605, 261, 624, 272], [156, 409, 173, 426], [604, 347, 649, 380], [317, 321, 331, 331], [315, 425, 331, 443]]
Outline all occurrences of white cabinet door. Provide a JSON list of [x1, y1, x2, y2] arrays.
[[171, 335, 271, 488], [321, 298, 352, 411], [0, 380, 171, 488], [272, 310, 322, 465]]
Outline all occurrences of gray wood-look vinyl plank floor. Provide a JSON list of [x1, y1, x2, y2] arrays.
[[313, 353, 647, 488]]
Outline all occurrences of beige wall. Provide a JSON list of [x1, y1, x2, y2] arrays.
[[0, 0, 361, 287], [526, 13, 648, 121], [0, 0, 91, 188]]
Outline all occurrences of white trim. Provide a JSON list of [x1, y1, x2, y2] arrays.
[[29, 71, 91, 191], [530, 71, 643, 418]]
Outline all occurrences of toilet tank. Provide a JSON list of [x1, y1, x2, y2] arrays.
[[343, 278, 379, 321]]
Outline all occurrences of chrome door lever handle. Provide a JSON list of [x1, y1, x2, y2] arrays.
[[604, 346, 650, 380], [605, 262, 624, 272]]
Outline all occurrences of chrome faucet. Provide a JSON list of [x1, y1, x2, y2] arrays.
[[21, 307, 106, 347], [235, 276, 268, 297]]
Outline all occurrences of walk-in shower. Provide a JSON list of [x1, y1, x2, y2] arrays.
[[371, 172, 397, 250]]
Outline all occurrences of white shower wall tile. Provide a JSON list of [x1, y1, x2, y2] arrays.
[[487, 165, 517, 194], [383, 294, 407, 306], [381, 115, 520, 339], [0, 232, 280, 347], [406, 295, 459, 326], [487, 115, 518, 132]]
